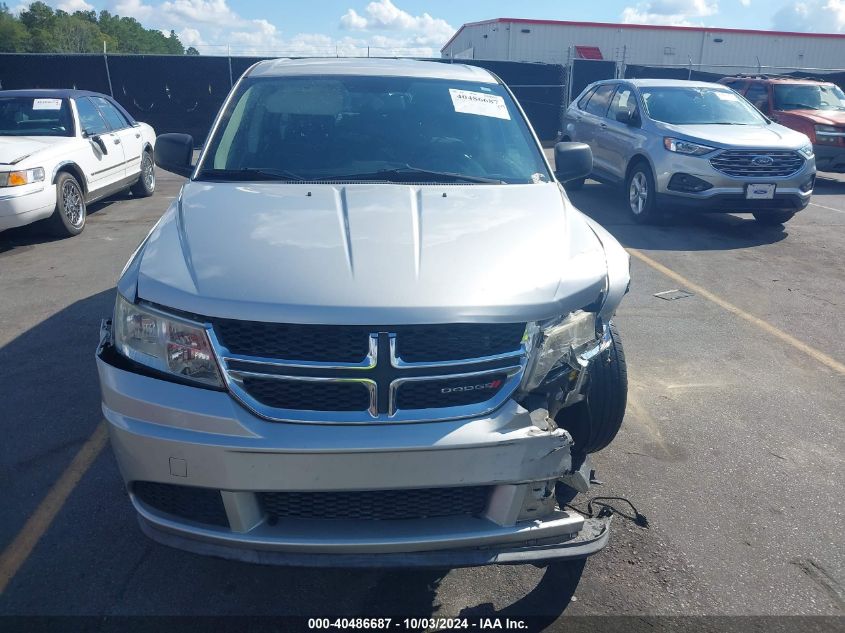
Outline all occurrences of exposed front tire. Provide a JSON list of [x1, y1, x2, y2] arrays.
[[130, 150, 156, 197], [560, 323, 628, 454], [753, 210, 795, 226], [625, 161, 659, 224], [47, 172, 86, 237]]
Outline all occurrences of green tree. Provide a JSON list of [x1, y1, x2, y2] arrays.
[[0, 4, 30, 52], [186, 46, 200, 56], [19, 1, 57, 52]]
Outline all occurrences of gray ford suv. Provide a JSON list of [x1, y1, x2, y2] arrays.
[[96, 58, 630, 567], [562, 79, 816, 225]]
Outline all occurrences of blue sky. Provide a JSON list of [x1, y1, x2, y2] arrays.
[[37, 0, 845, 55]]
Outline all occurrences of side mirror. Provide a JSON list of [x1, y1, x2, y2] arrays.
[[554, 142, 592, 183], [89, 134, 108, 154], [154, 133, 194, 177]]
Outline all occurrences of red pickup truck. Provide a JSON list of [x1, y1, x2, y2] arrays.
[[719, 75, 845, 173]]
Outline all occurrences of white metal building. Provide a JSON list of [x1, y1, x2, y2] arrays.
[[441, 18, 845, 73]]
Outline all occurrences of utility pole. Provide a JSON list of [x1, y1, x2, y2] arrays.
[[103, 40, 114, 97]]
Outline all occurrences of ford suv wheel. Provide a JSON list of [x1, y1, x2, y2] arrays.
[[625, 161, 659, 224]]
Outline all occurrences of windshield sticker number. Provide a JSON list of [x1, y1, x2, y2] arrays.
[[449, 89, 511, 120], [33, 98, 62, 110]]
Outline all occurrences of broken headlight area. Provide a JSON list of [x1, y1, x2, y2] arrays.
[[521, 310, 609, 399]]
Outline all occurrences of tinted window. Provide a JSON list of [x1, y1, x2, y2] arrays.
[[577, 87, 597, 110], [641, 87, 766, 125], [75, 98, 109, 135], [744, 84, 769, 111], [0, 97, 74, 137], [92, 97, 130, 130], [584, 85, 616, 117], [773, 83, 845, 111], [608, 86, 638, 122], [200, 75, 551, 185]]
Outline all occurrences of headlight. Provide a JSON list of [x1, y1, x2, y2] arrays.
[[521, 310, 598, 393], [114, 295, 223, 387], [0, 167, 45, 187], [798, 143, 815, 158], [663, 138, 715, 156]]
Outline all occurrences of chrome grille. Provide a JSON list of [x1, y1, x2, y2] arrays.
[[208, 322, 528, 424], [710, 150, 804, 178], [259, 486, 492, 521]]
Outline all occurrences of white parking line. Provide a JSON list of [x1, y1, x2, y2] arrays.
[[810, 201, 845, 214]]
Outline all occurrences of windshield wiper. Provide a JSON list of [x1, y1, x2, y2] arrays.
[[196, 167, 305, 182], [780, 102, 819, 110], [324, 164, 505, 184]]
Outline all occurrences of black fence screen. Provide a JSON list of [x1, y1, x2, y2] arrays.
[[0, 54, 565, 143], [570, 59, 617, 102]]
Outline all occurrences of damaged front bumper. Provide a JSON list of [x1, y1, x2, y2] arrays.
[[97, 321, 610, 567]]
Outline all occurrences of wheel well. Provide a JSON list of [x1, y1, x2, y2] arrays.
[[142, 142, 153, 155], [54, 164, 87, 195], [625, 154, 652, 181]]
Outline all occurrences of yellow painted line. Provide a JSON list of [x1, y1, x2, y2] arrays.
[[0, 421, 108, 594], [628, 248, 845, 376]]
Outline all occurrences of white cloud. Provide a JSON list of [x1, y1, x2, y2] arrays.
[[339, 0, 454, 46], [103, 0, 450, 56], [57, 0, 95, 11], [772, 0, 845, 31], [739, 0, 751, 6], [621, 0, 719, 25]]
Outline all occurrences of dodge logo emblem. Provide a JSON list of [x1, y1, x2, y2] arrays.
[[751, 155, 774, 166]]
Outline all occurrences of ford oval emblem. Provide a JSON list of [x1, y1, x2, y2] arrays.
[[751, 155, 775, 166]]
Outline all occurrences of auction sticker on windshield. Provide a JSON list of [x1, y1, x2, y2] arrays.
[[449, 89, 510, 120], [32, 98, 62, 110]]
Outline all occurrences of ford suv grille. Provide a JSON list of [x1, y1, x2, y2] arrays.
[[209, 321, 528, 424], [710, 150, 804, 178]]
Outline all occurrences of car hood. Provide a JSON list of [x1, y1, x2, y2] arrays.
[[0, 136, 70, 165], [657, 122, 809, 149], [132, 182, 611, 325], [780, 109, 845, 126]]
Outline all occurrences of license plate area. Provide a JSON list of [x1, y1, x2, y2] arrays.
[[746, 184, 776, 199]]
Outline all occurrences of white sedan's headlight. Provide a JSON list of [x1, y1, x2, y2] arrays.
[[0, 167, 45, 187], [521, 310, 599, 392], [663, 138, 715, 156], [114, 295, 223, 387]]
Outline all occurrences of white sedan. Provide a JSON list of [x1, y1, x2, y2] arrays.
[[0, 89, 157, 237]]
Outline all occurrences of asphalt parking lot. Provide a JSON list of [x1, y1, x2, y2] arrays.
[[0, 163, 843, 624]]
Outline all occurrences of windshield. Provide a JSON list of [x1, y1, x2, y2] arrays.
[[199, 75, 550, 184], [641, 87, 766, 125], [773, 83, 845, 111], [0, 97, 74, 137]]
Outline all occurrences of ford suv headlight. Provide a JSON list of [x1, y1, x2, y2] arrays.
[[799, 143, 815, 157], [663, 138, 715, 156], [113, 295, 223, 387], [521, 311, 600, 392], [0, 167, 45, 187]]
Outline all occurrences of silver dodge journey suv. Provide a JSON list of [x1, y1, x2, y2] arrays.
[[562, 79, 816, 225], [96, 59, 630, 566]]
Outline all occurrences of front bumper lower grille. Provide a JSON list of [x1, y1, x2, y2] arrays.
[[259, 486, 492, 521], [710, 150, 804, 178], [133, 481, 228, 527]]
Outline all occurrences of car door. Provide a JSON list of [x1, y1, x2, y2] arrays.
[[565, 86, 597, 142], [91, 96, 143, 181], [601, 84, 646, 181], [579, 83, 618, 178], [73, 96, 126, 194]]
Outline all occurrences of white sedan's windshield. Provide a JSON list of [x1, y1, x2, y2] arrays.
[[199, 75, 550, 184], [642, 87, 766, 125], [0, 97, 74, 137]]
